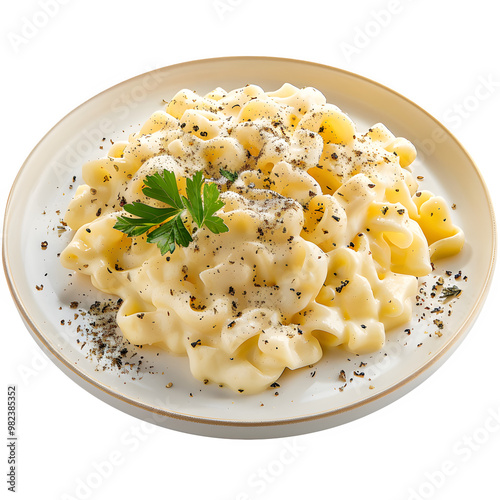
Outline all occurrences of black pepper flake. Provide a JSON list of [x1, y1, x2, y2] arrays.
[[433, 319, 444, 329], [190, 339, 201, 348], [339, 369, 346, 382], [335, 280, 349, 294], [381, 206, 389, 215], [41, 241, 48, 250]]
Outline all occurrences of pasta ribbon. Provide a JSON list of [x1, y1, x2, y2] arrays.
[[61, 84, 463, 393]]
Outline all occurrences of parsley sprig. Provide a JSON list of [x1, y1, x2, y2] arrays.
[[114, 170, 228, 255]]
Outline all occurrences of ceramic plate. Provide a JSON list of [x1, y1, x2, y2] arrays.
[[3, 57, 496, 438]]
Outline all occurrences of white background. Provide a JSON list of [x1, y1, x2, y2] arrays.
[[2, 1, 499, 499]]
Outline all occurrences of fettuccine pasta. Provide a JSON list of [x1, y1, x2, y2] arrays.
[[61, 83, 464, 393]]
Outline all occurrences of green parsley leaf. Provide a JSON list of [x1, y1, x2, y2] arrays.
[[147, 214, 192, 255], [219, 168, 238, 183], [142, 170, 184, 209], [202, 183, 228, 233], [113, 170, 228, 255], [114, 203, 181, 237], [182, 171, 205, 228], [439, 285, 462, 299]]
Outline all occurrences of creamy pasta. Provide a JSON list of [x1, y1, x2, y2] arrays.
[[61, 83, 464, 393]]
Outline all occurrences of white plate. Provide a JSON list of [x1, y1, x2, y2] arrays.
[[3, 57, 496, 438]]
